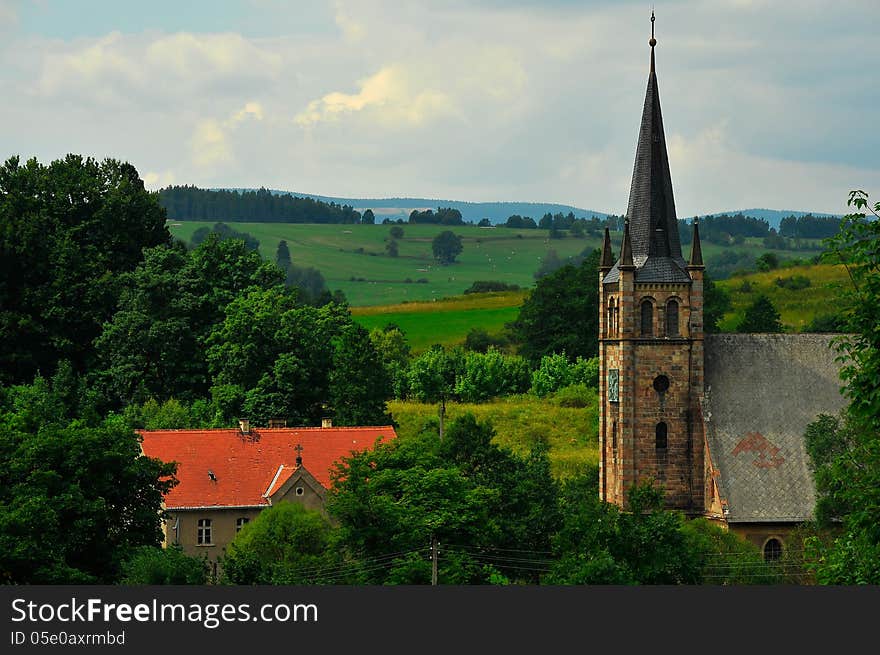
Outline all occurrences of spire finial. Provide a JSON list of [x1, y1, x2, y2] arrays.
[[649, 10, 657, 72]]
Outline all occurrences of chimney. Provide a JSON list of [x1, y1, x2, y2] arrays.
[[238, 418, 250, 434], [321, 417, 332, 428]]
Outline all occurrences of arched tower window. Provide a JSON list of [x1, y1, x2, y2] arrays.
[[666, 299, 679, 337], [655, 422, 668, 450], [640, 300, 653, 336], [763, 538, 783, 562], [611, 421, 617, 459], [608, 297, 617, 336]]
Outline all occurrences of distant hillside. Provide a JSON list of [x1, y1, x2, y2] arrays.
[[223, 188, 610, 224], [207, 187, 840, 229], [694, 208, 843, 230]]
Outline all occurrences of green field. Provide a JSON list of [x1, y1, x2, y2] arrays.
[[716, 263, 850, 331], [351, 291, 526, 351], [388, 394, 600, 480], [168, 221, 603, 306]]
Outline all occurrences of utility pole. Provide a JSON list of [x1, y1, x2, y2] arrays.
[[431, 535, 439, 586]]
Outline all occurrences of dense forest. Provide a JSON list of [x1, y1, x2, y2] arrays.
[[160, 185, 364, 224]]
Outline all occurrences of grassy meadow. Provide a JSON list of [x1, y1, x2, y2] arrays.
[[168, 221, 603, 306], [715, 263, 850, 332], [388, 394, 600, 480], [351, 291, 526, 351]]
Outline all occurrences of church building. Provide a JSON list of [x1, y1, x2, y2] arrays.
[[598, 14, 847, 559]]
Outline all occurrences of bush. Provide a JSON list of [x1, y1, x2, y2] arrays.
[[120, 545, 209, 585], [531, 354, 599, 397], [774, 274, 811, 290], [553, 383, 595, 408], [463, 280, 521, 294], [454, 349, 531, 402]]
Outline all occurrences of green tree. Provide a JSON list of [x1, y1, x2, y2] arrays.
[[510, 249, 601, 364], [95, 237, 283, 409], [275, 239, 292, 271], [0, 155, 170, 385], [0, 378, 175, 583], [801, 190, 880, 584], [222, 502, 344, 584], [329, 323, 393, 426], [369, 326, 411, 398], [432, 230, 463, 265], [736, 294, 783, 333], [547, 474, 702, 584], [756, 252, 780, 271], [703, 272, 732, 333], [206, 289, 356, 426], [385, 238, 399, 257], [453, 349, 530, 403], [327, 414, 559, 584], [120, 545, 209, 585], [407, 346, 462, 439], [361, 209, 376, 224], [390, 225, 404, 239]]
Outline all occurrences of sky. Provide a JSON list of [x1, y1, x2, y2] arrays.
[[0, 0, 877, 216]]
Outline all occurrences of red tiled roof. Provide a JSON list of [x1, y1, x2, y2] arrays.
[[138, 426, 396, 509]]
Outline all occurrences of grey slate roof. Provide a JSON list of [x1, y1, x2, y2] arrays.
[[625, 52, 684, 266], [605, 45, 689, 285], [703, 334, 848, 523]]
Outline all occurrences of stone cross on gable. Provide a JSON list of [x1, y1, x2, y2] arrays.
[[295, 443, 303, 467]]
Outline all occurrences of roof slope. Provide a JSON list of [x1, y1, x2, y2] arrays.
[[703, 334, 847, 523], [139, 426, 396, 509], [604, 25, 689, 285]]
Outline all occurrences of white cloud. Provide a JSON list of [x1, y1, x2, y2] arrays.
[[189, 101, 266, 172], [295, 64, 458, 127], [143, 169, 176, 189], [190, 119, 232, 169]]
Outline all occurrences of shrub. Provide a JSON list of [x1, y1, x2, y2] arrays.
[[774, 274, 811, 290], [553, 383, 595, 408], [464, 280, 521, 294], [454, 349, 531, 402]]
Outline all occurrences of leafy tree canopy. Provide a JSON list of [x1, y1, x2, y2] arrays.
[[509, 249, 601, 364], [0, 155, 170, 384], [0, 376, 175, 583], [432, 230, 463, 265], [735, 294, 783, 333]]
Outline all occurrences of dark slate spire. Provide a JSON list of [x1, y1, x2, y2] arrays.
[[620, 219, 634, 269], [624, 11, 686, 271], [689, 218, 704, 267], [600, 226, 614, 270]]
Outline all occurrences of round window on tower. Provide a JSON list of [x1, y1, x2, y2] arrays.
[[653, 375, 670, 393]]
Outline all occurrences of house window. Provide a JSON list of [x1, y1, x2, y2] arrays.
[[666, 299, 679, 337], [763, 538, 783, 562], [197, 518, 213, 545], [640, 300, 653, 336], [236, 517, 250, 533], [655, 422, 668, 450]]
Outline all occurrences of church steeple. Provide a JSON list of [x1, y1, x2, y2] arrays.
[[623, 11, 686, 274]]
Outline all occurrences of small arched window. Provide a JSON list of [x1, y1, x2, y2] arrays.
[[763, 538, 783, 562], [666, 299, 679, 337], [611, 421, 617, 456], [655, 422, 668, 450], [640, 300, 653, 336], [608, 297, 617, 335]]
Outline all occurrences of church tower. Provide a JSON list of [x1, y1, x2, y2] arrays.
[[598, 13, 705, 512]]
